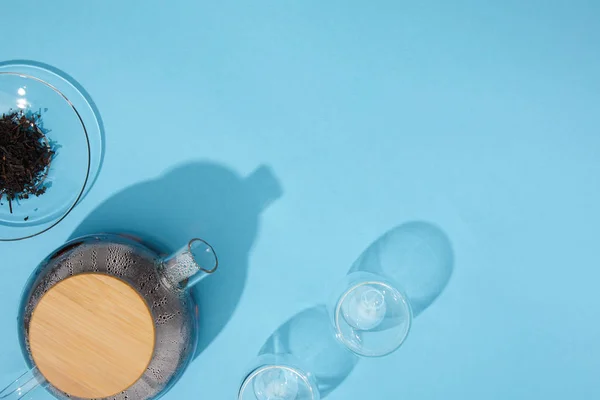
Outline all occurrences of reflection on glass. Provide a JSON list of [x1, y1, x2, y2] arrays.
[[341, 284, 387, 330], [253, 366, 299, 400], [16, 98, 28, 109]]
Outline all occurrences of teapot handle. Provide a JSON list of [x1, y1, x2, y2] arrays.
[[0, 368, 42, 399]]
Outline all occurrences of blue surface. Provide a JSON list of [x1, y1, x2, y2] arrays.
[[1, 1, 600, 399]]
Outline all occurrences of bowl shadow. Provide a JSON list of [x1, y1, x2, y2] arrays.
[[69, 161, 283, 359], [348, 221, 454, 317], [259, 305, 358, 398]]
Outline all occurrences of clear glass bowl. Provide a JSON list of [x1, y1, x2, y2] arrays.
[[239, 354, 320, 400], [0, 64, 97, 241]]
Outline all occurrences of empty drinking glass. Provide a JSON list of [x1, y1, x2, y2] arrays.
[[330, 271, 412, 357], [238, 354, 319, 400]]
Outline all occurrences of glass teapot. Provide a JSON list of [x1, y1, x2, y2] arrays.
[[0, 233, 218, 400]]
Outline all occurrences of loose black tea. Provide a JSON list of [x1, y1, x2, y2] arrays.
[[0, 110, 54, 214]]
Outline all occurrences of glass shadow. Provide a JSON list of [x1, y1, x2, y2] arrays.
[[259, 306, 358, 398], [349, 221, 454, 317]]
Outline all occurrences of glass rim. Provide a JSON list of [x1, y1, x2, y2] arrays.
[[0, 70, 91, 241], [188, 238, 219, 274], [238, 364, 318, 400], [334, 279, 412, 357]]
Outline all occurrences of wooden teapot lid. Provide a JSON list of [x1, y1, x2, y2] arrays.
[[29, 273, 155, 399]]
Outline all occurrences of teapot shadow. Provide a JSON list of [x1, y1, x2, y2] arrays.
[[70, 161, 282, 359], [349, 221, 454, 317], [259, 306, 358, 398]]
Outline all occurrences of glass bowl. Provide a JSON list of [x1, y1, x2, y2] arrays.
[[0, 69, 91, 241]]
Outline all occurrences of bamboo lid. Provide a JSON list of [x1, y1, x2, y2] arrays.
[[29, 273, 155, 398]]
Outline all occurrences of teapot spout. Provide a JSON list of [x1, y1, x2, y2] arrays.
[[162, 239, 218, 289]]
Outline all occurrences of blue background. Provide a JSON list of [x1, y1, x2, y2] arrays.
[[1, 1, 600, 399]]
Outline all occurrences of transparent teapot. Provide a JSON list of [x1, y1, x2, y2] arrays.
[[0, 234, 218, 400]]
